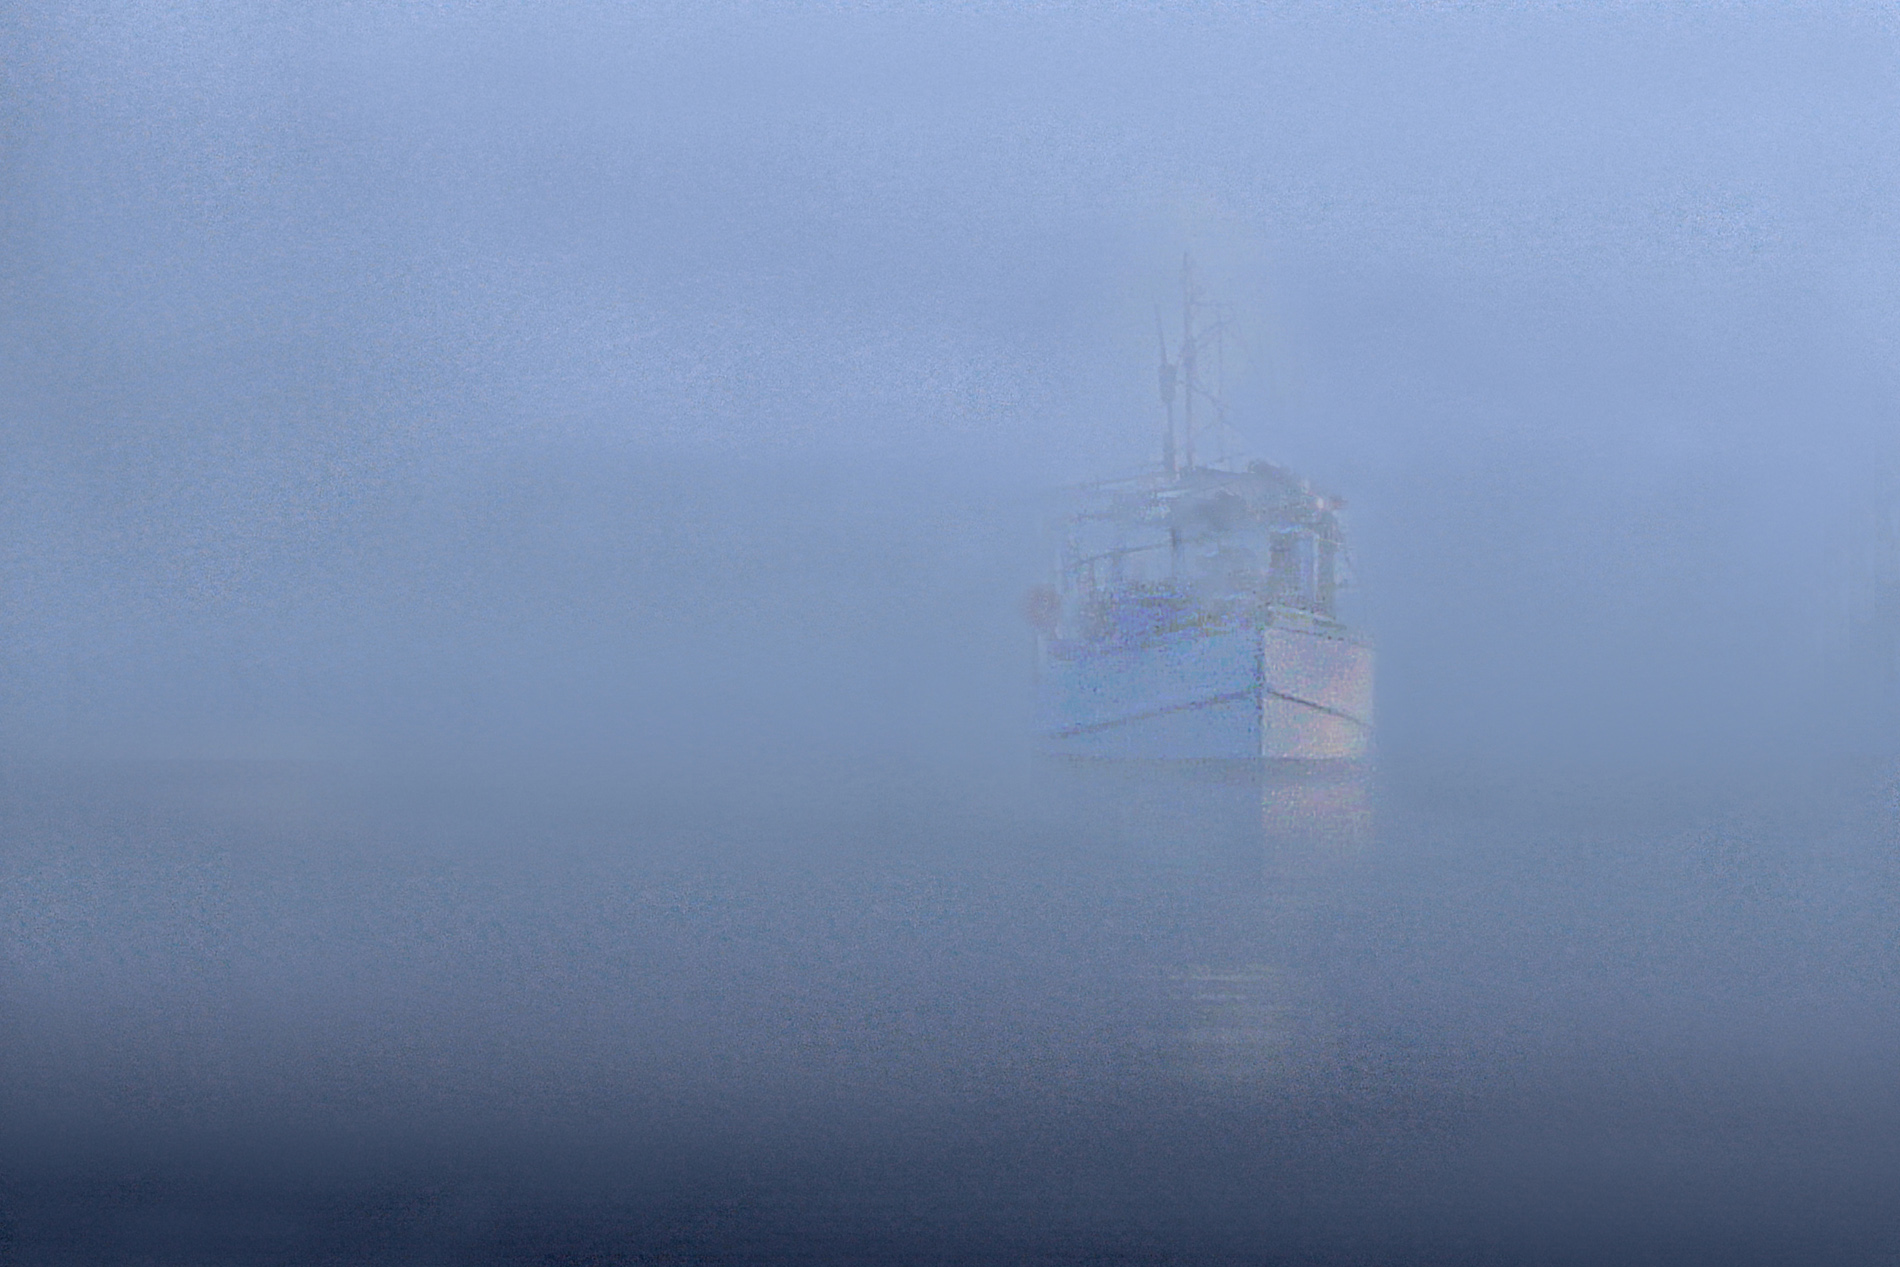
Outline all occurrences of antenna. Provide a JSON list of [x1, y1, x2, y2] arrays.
[[1155, 308, 1177, 477]]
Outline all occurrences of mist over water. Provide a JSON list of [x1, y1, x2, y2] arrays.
[[6, 4, 1900, 1263], [8, 758, 1898, 1262]]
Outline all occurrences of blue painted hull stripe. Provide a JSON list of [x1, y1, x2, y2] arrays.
[[1044, 690, 1254, 738], [1045, 686, 1370, 740]]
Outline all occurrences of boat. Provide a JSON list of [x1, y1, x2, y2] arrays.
[[1028, 259, 1373, 761]]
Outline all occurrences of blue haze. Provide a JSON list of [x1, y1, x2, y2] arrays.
[[4, 4, 1900, 1262]]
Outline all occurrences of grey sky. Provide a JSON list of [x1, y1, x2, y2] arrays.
[[5, 2, 1898, 766]]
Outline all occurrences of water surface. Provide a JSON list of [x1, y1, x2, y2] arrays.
[[4, 756, 1897, 1263]]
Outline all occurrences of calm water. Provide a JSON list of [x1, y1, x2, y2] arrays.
[[3, 756, 1898, 1264]]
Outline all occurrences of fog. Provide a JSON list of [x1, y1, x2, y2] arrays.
[[5, 4, 1900, 1263]]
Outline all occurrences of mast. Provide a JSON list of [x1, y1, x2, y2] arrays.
[[1180, 253, 1197, 472], [1155, 309, 1177, 477]]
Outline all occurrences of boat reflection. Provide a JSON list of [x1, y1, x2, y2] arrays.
[[1130, 762, 1373, 1092]]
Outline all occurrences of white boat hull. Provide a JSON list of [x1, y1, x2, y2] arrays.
[[1036, 622, 1373, 761]]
